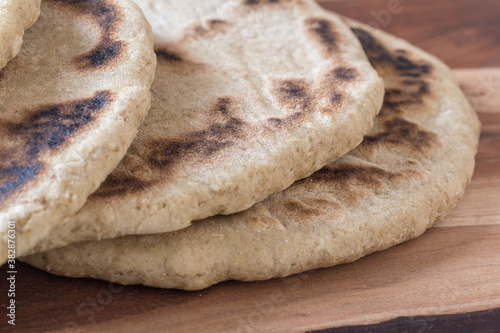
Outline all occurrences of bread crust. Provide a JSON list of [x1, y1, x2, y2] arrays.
[[22, 19, 480, 290], [29, 0, 384, 254], [0, 0, 41, 70], [0, 0, 157, 262]]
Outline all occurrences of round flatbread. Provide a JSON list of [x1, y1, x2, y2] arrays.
[[28, 0, 384, 255], [0, 0, 41, 70], [0, 0, 156, 263], [23, 19, 481, 290]]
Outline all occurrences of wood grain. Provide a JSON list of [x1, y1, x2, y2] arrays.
[[309, 308, 500, 333], [454, 69, 500, 113], [1, 1, 499, 332], [2, 226, 498, 333], [318, 0, 500, 68]]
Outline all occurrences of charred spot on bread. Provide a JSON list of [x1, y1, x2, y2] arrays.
[[362, 117, 440, 154], [93, 97, 247, 197], [55, 0, 126, 70], [305, 18, 339, 57], [0, 91, 112, 202]]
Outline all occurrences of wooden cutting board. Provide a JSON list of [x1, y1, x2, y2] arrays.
[[1, 1, 500, 332], [0, 72, 498, 333]]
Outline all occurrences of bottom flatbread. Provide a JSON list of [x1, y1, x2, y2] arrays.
[[22, 20, 480, 290]]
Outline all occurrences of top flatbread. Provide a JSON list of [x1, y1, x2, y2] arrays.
[[27, 0, 384, 254], [23, 19, 480, 290], [0, 0, 156, 263], [0, 0, 41, 70]]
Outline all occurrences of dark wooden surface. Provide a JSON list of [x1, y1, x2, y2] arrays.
[[320, 0, 500, 68], [309, 308, 500, 333], [1, 0, 500, 332]]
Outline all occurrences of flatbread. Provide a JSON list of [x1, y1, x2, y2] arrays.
[[0, 0, 156, 263], [0, 0, 41, 70], [23, 19, 480, 290], [27, 0, 384, 254]]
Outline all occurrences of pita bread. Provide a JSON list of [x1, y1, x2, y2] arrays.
[[27, 0, 384, 254], [0, 0, 41, 70], [23, 19, 480, 290], [0, 0, 156, 263]]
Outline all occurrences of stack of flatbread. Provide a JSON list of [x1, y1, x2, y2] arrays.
[[1, 0, 479, 290]]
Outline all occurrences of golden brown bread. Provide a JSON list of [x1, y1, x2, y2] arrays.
[[27, 0, 384, 254], [0, 0, 156, 263], [22, 19, 480, 290]]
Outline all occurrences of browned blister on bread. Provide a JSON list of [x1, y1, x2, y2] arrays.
[[0, 0, 156, 263]]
